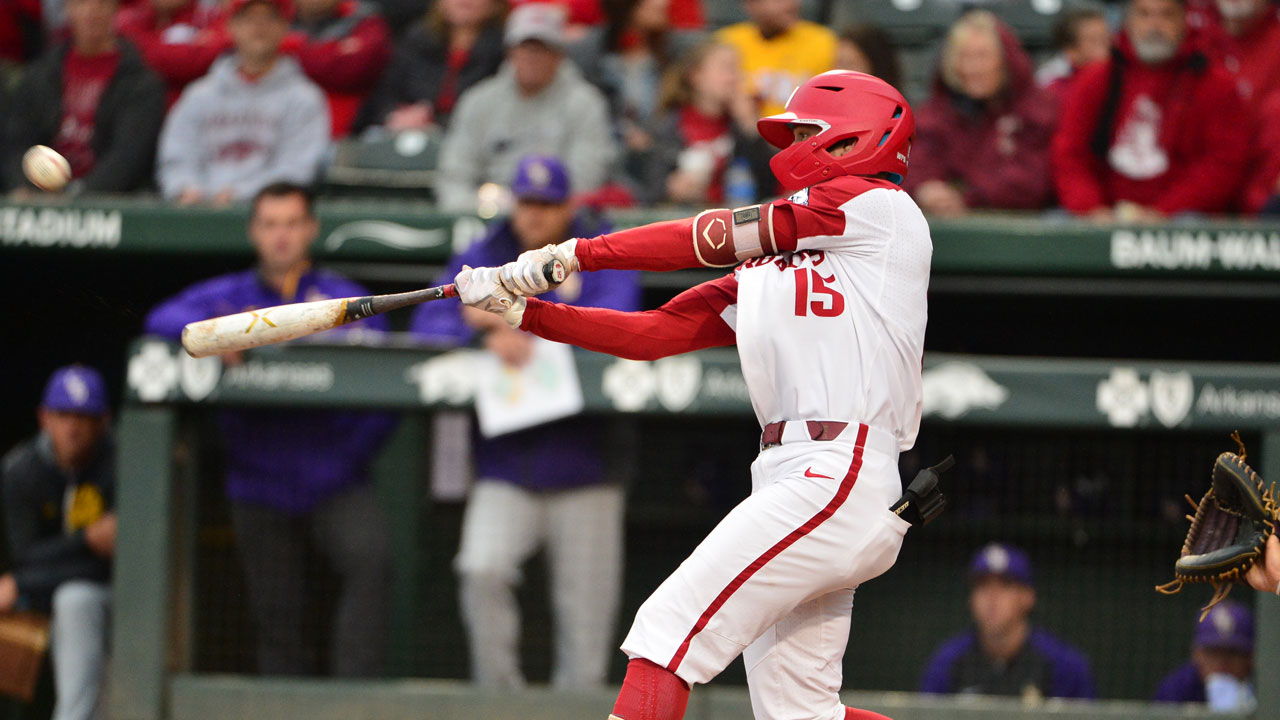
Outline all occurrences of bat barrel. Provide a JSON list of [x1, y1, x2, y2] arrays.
[[180, 297, 354, 358], [179, 284, 457, 358]]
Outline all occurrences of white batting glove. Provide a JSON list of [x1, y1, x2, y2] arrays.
[[499, 239, 579, 296], [455, 265, 517, 315], [502, 297, 527, 329]]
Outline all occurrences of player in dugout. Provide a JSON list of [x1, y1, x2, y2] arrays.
[[144, 181, 396, 677], [919, 543, 1096, 699], [454, 69, 930, 720]]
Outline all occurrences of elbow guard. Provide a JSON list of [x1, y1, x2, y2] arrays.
[[691, 204, 779, 267]]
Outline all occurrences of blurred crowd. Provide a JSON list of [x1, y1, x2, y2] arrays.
[[3, 0, 1280, 216]]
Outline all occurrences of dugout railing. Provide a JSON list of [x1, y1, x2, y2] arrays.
[[108, 341, 1280, 720]]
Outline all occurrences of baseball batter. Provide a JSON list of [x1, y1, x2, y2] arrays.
[[458, 71, 927, 720]]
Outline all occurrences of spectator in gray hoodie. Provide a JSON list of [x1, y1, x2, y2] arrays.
[[435, 2, 617, 210], [156, 0, 329, 205]]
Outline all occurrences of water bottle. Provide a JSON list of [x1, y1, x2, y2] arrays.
[[724, 157, 757, 207]]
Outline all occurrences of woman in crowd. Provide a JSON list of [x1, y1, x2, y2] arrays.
[[905, 9, 1058, 215], [354, 0, 505, 133], [633, 40, 772, 205]]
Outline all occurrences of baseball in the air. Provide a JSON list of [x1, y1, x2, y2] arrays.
[[22, 145, 72, 192]]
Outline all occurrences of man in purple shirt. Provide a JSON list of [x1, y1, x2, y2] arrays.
[[1153, 601, 1255, 711], [412, 154, 639, 689], [920, 543, 1097, 700], [145, 181, 396, 677]]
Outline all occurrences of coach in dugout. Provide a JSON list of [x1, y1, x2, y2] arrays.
[[144, 181, 397, 677], [920, 543, 1097, 700], [2, 365, 115, 720], [411, 154, 639, 689]]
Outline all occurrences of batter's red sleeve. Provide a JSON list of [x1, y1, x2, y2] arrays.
[[519, 274, 738, 361], [575, 209, 773, 271], [575, 219, 700, 272]]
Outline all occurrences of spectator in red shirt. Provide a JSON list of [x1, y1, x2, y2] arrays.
[[1051, 0, 1250, 220], [1035, 7, 1112, 103], [355, 0, 506, 133], [636, 40, 772, 205], [114, 0, 229, 106], [3, 0, 164, 194], [1202, 0, 1280, 106], [286, 0, 391, 137], [905, 10, 1058, 215], [0, 0, 42, 63]]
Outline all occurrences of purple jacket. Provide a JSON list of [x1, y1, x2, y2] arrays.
[[145, 268, 397, 514], [411, 213, 640, 491], [920, 627, 1097, 699], [1153, 662, 1206, 703]]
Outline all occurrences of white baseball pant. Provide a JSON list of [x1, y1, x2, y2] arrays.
[[620, 423, 907, 720], [454, 480, 624, 689]]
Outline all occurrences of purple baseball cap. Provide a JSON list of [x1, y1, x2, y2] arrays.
[[41, 365, 109, 415], [1194, 601, 1254, 654], [968, 543, 1034, 587], [511, 154, 570, 203]]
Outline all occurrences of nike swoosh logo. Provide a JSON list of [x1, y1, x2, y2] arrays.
[[804, 467, 834, 480]]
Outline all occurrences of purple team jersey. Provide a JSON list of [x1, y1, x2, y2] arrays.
[[920, 627, 1097, 699], [145, 268, 397, 513]]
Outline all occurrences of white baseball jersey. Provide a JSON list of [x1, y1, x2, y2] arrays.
[[723, 176, 931, 449], [525, 176, 932, 446]]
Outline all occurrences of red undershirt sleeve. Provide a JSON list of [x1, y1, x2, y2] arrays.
[[575, 219, 699, 271], [519, 273, 738, 361]]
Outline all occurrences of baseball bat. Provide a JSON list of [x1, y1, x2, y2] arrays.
[[181, 284, 458, 358], [180, 259, 567, 358]]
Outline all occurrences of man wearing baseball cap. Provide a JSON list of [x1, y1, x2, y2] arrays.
[[1153, 600, 1256, 710], [920, 543, 1097, 699], [411, 154, 639, 689], [435, 2, 617, 210], [1, 365, 116, 720]]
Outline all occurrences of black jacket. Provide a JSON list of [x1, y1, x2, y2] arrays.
[[2, 39, 165, 193], [2, 434, 115, 612], [354, 22, 505, 132]]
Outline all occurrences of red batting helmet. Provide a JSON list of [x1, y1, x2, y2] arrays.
[[757, 71, 915, 193]]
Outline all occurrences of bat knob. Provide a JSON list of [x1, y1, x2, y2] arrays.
[[544, 259, 567, 286]]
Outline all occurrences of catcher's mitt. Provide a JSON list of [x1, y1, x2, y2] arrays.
[[1156, 434, 1279, 620]]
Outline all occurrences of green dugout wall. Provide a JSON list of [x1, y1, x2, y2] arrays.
[[109, 342, 1280, 720]]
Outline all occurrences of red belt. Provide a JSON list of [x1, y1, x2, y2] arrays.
[[760, 420, 850, 449]]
